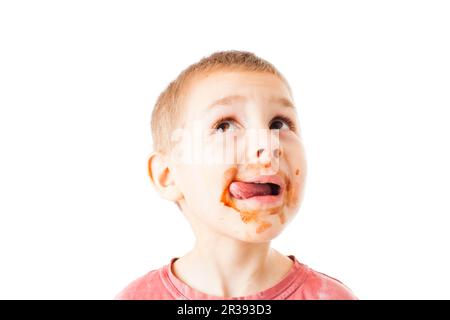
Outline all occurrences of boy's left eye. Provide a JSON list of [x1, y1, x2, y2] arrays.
[[269, 116, 296, 131]]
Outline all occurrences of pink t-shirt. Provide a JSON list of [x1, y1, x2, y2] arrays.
[[115, 255, 357, 300]]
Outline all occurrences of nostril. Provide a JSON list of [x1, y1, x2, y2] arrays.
[[256, 148, 264, 157]]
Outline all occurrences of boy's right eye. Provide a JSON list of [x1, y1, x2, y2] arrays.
[[213, 117, 238, 133]]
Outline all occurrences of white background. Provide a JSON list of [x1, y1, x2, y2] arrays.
[[1, 0, 449, 299]]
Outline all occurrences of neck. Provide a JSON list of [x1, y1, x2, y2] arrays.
[[172, 223, 293, 297]]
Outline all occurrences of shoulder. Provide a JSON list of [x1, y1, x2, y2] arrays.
[[115, 268, 167, 300], [300, 265, 358, 300]]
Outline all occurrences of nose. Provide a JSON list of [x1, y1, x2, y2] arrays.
[[256, 148, 282, 171], [246, 129, 283, 168]]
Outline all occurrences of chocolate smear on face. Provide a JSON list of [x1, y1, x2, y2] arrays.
[[220, 167, 289, 232], [256, 221, 272, 234]]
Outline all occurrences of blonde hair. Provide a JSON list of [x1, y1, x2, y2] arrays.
[[150, 50, 290, 155]]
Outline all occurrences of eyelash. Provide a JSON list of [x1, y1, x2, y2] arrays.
[[212, 115, 296, 132], [272, 115, 296, 131], [211, 116, 236, 133]]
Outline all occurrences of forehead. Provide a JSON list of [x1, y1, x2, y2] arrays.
[[181, 71, 293, 119]]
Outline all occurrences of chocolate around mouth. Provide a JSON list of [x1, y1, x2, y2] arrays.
[[220, 167, 289, 227]]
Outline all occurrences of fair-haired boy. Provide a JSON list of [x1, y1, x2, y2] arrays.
[[116, 51, 357, 300]]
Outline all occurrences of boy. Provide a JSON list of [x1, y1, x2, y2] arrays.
[[116, 51, 357, 300]]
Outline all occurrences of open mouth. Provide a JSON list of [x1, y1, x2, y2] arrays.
[[229, 181, 281, 200], [227, 173, 285, 203], [221, 171, 288, 224]]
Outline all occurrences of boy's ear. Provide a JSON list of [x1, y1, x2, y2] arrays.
[[147, 151, 183, 202]]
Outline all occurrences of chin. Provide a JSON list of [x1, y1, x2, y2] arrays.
[[226, 224, 286, 243], [242, 232, 282, 243]]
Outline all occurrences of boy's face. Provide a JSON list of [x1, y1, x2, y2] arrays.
[[167, 70, 307, 242]]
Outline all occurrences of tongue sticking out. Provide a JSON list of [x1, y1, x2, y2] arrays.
[[229, 181, 275, 200]]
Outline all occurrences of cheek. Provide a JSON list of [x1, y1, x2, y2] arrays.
[[177, 164, 232, 214], [174, 165, 208, 201], [284, 139, 308, 208], [202, 133, 242, 166], [285, 176, 306, 212]]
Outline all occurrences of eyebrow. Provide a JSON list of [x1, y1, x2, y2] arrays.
[[207, 95, 247, 109], [207, 95, 295, 110], [269, 96, 295, 108]]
